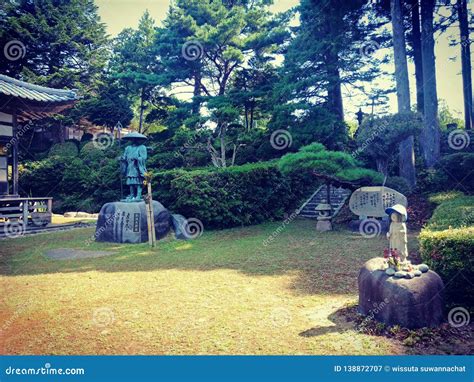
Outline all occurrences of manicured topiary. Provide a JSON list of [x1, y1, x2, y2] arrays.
[[278, 143, 383, 185], [419, 192, 474, 308], [152, 162, 319, 229]]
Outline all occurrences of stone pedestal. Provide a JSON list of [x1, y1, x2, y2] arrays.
[[316, 220, 332, 232], [358, 258, 444, 329], [95, 201, 171, 244]]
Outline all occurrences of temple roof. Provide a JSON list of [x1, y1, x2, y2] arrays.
[[0, 74, 78, 122], [0, 74, 77, 103]]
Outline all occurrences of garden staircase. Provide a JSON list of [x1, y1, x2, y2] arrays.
[[298, 185, 352, 219]]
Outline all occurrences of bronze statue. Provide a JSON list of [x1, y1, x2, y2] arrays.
[[120, 132, 147, 202]]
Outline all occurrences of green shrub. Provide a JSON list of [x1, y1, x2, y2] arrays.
[[419, 193, 474, 308], [416, 152, 474, 194], [153, 162, 319, 229], [425, 194, 474, 231], [19, 158, 66, 196], [384, 176, 412, 196], [48, 142, 79, 158], [428, 191, 465, 205]]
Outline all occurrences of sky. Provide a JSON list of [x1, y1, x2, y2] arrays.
[[95, 0, 468, 123]]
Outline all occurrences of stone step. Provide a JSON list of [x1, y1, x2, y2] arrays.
[[298, 185, 352, 221]]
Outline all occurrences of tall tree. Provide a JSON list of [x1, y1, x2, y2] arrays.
[[419, 0, 440, 167], [391, 0, 416, 187], [408, 0, 424, 113], [0, 0, 109, 143], [155, 0, 289, 167], [0, 0, 108, 90], [457, 0, 473, 130], [111, 10, 161, 133], [281, 0, 386, 122]]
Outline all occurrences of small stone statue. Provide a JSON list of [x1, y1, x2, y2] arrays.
[[120, 132, 148, 202], [386, 204, 408, 262]]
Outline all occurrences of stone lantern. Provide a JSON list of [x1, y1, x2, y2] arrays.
[[315, 203, 332, 232]]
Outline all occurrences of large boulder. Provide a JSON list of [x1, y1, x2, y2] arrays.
[[95, 201, 171, 244], [358, 257, 444, 329]]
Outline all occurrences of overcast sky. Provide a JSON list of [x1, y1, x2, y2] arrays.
[[95, 0, 468, 124]]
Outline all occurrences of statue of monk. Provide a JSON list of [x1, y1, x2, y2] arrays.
[[120, 132, 147, 202]]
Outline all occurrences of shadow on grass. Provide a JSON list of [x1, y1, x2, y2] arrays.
[[0, 219, 404, 296], [299, 305, 357, 337]]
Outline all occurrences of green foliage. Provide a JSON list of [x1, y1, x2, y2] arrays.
[[335, 168, 384, 185], [153, 0, 291, 165], [269, 105, 348, 151], [1, 0, 108, 90], [419, 193, 474, 308], [355, 112, 423, 163], [19, 158, 66, 197], [279, 143, 382, 185], [48, 142, 79, 158], [278, 0, 385, 121], [416, 153, 474, 194], [384, 176, 412, 196], [425, 194, 474, 231], [78, 85, 134, 129], [20, 143, 121, 213], [428, 191, 465, 205], [152, 162, 319, 229]]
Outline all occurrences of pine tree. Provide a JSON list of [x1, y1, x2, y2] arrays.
[[110, 10, 162, 133], [0, 0, 108, 91], [154, 0, 290, 167], [280, 0, 387, 122]]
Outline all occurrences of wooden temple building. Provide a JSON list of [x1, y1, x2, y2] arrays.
[[0, 74, 78, 230]]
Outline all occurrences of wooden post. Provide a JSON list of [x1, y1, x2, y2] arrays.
[[22, 199, 28, 232], [12, 112, 19, 196], [144, 174, 156, 247]]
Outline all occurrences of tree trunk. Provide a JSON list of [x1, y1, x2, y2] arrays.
[[249, 105, 254, 130], [458, 0, 473, 130], [410, 0, 424, 113], [327, 64, 344, 121], [192, 69, 201, 115], [391, 0, 416, 187], [138, 87, 145, 133], [420, 0, 440, 166], [376, 158, 389, 176], [220, 123, 226, 168]]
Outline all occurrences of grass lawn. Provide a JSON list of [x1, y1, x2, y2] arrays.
[[0, 220, 465, 355]]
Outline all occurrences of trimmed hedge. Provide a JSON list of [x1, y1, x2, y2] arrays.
[[153, 162, 319, 229], [419, 192, 474, 308]]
